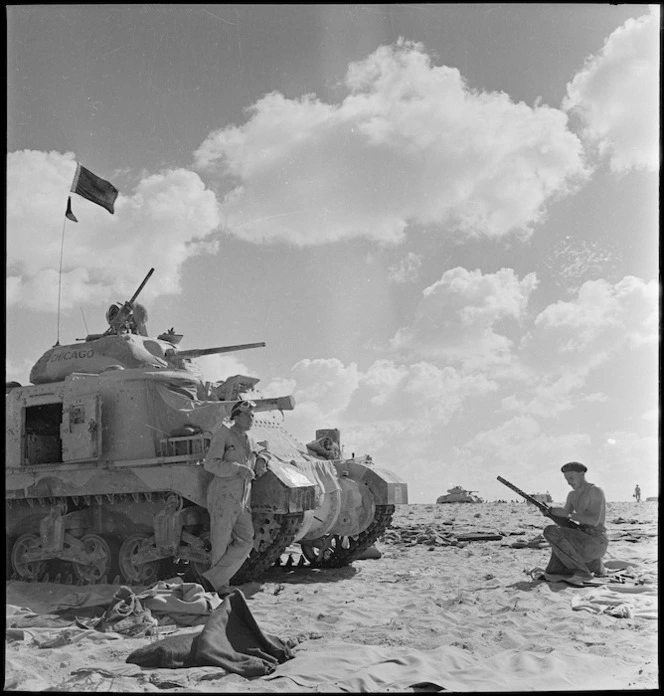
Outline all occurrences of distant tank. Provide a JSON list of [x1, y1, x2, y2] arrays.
[[529, 492, 553, 505], [6, 269, 408, 586], [436, 486, 483, 504]]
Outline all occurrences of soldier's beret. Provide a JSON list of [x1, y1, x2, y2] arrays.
[[561, 461, 587, 473]]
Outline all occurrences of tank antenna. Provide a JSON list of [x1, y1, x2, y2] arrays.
[[80, 306, 90, 336], [55, 215, 68, 346]]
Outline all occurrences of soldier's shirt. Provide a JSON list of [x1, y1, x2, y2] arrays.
[[204, 424, 259, 478]]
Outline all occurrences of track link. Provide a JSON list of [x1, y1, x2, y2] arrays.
[[231, 512, 304, 584]]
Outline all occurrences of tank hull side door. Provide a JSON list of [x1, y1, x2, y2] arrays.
[[61, 375, 102, 462]]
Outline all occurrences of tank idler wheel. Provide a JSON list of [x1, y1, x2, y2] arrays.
[[300, 535, 351, 566], [119, 534, 162, 585], [11, 533, 47, 581], [300, 504, 395, 568], [72, 534, 119, 584]]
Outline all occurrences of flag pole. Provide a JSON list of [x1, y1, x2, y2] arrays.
[[55, 215, 68, 346]]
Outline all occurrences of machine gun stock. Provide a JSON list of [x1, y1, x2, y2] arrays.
[[497, 476, 586, 531]]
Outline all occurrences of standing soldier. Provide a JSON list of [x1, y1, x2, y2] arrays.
[[634, 484, 641, 503], [200, 400, 271, 596]]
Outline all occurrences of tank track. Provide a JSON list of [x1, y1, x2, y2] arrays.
[[6, 495, 304, 588], [231, 512, 304, 584], [298, 504, 395, 568]]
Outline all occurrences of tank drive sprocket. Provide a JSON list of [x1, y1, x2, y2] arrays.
[[232, 512, 305, 584], [187, 512, 305, 586]]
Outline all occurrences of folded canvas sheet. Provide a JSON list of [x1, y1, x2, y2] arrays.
[[127, 589, 293, 677], [137, 578, 222, 625]]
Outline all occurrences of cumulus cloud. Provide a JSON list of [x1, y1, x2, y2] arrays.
[[194, 39, 588, 246], [7, 150, 221, 311], [503, 275, 658, 417], [197, 353, 253, 385], [563, 7, 660, 173], [454, 415, 593, 485], [389, 267, 538, 369], [358, 359, 497, 425], [268, 353, 496, 458], [501, 372, 588, 418], [529, 276, 658, 361]]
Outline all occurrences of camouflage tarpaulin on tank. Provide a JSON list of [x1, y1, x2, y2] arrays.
[[149, 379, 229, 442]]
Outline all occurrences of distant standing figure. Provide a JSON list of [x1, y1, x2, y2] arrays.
[[634, 484, 641, 503], [541, 462, 608, 586], [201, 400, 271, 596]]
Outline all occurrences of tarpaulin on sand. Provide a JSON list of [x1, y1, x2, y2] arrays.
[[126, 589, 293, 677], [263, 641, 642, 692]]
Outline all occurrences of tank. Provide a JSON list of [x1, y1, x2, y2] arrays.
[[436, 486, 483, 504], [529, 492, 553, 505], [6, 269, 408, 586]]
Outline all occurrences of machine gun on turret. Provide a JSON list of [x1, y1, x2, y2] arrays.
[[29, 267, 269, 385], [100, 267, 154, 339]]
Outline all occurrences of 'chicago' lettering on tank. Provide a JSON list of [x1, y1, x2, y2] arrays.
[[49, 349, 95, 362]]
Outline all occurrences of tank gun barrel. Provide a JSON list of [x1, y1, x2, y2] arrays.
[[252, 395, 295, 412], [175, 342, 266, 359]]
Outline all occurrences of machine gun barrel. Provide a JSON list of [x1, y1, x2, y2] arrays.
[[128, 267, 155, 306], [176, 342, 266, 359], [497, 476, 585, 531]]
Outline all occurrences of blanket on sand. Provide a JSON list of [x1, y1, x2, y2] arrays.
[[571, 583, 658, 619], [126, 589, 293, 677]]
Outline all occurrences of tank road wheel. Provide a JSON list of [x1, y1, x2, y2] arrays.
[[72, 534, 119, 584], [300, 504, 395, 568], [11, 534, 47, 581], [119, 535, 162, 585]]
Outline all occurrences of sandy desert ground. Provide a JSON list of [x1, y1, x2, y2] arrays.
[[5, 500, 658, 692]]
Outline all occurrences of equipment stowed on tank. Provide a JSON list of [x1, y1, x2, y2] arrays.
[[6, 268, 408, 586]]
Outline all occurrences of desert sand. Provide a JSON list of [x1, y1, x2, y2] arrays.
[[5, 500, 658, 692]]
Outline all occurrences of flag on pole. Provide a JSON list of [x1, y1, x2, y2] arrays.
[[65, 196, 78, 222], [70, 163, 119, 214]]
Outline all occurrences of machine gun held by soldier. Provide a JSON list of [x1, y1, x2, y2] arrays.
[[497, 476, 591, 533]]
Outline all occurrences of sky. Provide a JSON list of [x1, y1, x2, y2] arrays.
[[6, 4, 660, 503]]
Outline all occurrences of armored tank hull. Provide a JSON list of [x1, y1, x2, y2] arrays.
[[436, 486, 483, 504], [6, 369, 407, 586]]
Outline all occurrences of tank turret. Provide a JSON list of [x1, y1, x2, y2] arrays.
[[29, 268, 266, 385], [436, 486, 483, 504]]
